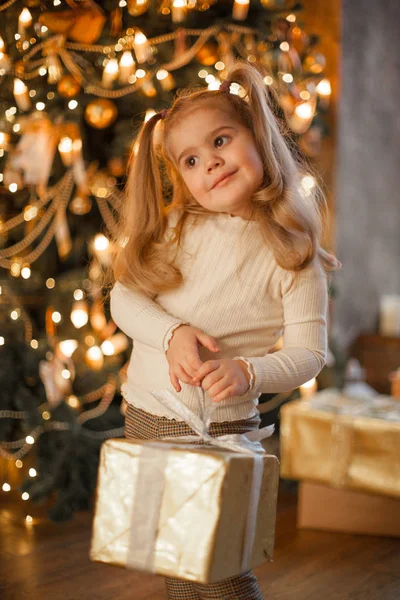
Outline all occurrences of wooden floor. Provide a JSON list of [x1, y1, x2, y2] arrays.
[[1, 481, 399, 600]]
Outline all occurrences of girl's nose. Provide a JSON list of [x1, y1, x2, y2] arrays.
[[207, 156, 224, 172]]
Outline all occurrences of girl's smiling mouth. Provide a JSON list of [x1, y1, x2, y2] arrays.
[[211, 170, 238, 189]]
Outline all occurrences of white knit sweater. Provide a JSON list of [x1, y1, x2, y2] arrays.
[[110, 210, 328, 422]]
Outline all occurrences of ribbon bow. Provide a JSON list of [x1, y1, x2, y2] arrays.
[[150, 385, 274, 455]]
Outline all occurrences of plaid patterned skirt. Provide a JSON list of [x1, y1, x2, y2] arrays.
[[124, 403, 264, 600]]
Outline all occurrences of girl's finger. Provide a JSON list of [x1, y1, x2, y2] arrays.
[[170, 372, 181, 393], [181, 359, 198, 379], [193, 360, 219, 382], [202, 372, 226, 394], [212, 384, 236, 403], [176, 365, 194, 385]]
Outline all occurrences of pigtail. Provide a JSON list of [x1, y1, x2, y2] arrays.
[[223, 61, 341, 273], [109, 112, 183, 297]]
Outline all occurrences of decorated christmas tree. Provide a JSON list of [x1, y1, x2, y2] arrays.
[[0, 0, 333, 522]]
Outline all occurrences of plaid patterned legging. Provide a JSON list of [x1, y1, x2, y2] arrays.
[[124, 403, 265, 600]]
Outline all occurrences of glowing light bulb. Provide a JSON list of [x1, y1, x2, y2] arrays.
[[156, 69, 175, 91], [21, 265, 31, 279], [93, 234, 109, 251], [86, 346, 104, 370], [58, 136, 73, 166], [133, 31, 150, 64], [18, 8, 32, 36], [59, 339, 79, 358], [145, 108, 156, 122], [172, 0, 187, 23], [316, 79, 332, 109], [67, 395, 80, 408], [71, 301, 89, 329], [102, 58, 119, 88], [208, 79, 221, 91], [295, 101, 313, 120], [13, 78, 31, 111], [51, 311, 61, 324], [119, 51, 135, 84], [101, 333, 129, 356], [232, 0, 249, 21]]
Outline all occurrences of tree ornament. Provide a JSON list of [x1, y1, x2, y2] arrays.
[[84, 99, 118, 129], [38, 1, 106, 45], [39, 355, 75, 409], [57, 74, 81, 98], [195, 40, 219, 66], [69, 190, 92, 216], [6, 115, 57, 193], [128, 0, 149, 17]]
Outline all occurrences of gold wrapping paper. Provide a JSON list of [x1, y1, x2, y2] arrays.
[[90, 438, 279, 584], [280, 394, 400, 498]]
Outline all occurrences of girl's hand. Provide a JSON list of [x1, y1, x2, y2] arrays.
[[192, 359, 251, 403], [166, 325, 220, 393]]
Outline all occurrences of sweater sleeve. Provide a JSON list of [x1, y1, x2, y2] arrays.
[[233, 258, 328, 394], [109, 281, 189, 353]]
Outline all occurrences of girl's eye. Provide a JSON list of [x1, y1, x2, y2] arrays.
[[185, 156, 198, 168], [214, 135, 229, 148]]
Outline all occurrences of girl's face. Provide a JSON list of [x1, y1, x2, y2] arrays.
[[166, 104, 264, 220]]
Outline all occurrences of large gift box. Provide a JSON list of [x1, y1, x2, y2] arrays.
[[90, 388, 280, 584], [280, 389, 400, 498]]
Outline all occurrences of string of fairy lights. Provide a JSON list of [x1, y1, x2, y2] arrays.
[[0, 0, 328, 522]]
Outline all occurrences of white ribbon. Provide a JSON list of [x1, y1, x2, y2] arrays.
[[126, 386, 274, 575], [150, 386, 275, 455]]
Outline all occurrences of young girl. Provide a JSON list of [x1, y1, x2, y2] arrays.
[[108, 60, 341, 600]]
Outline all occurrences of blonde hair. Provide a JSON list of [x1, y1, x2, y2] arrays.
[[109, 60, 341, 298]]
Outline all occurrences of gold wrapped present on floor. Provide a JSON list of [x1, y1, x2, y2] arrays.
[[90, 387, 280, 584], [280, 389, 400, 498]]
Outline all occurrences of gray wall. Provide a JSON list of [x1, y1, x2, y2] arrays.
[[331, 0, 400, 351]]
